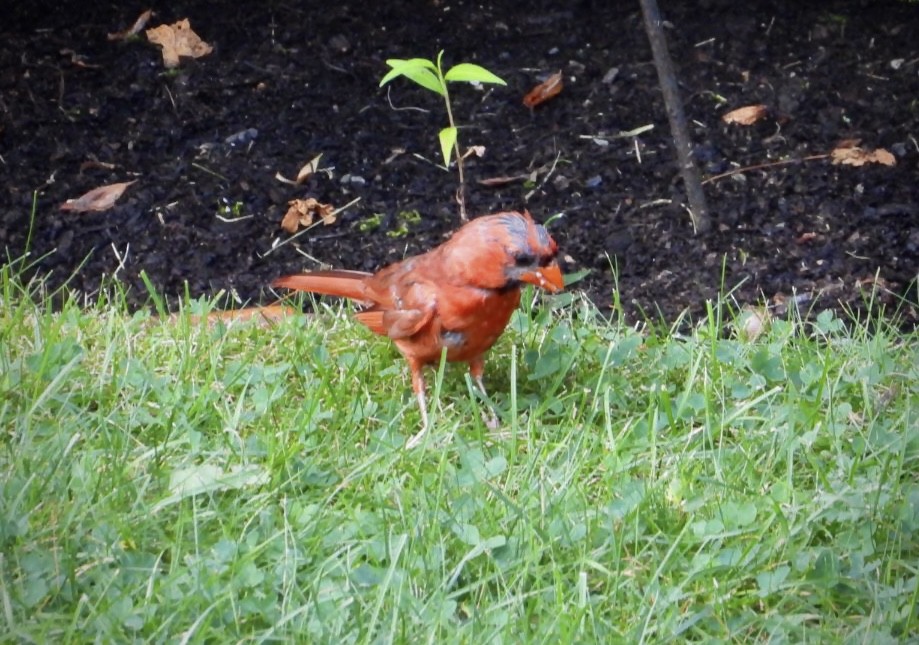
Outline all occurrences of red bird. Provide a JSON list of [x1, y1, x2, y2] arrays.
[[273, 210, 563, 447]]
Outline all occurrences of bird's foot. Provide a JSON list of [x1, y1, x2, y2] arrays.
[[481, 409, 501, 430], [405, 427, 427, 449], [405, 388, 430, 449]]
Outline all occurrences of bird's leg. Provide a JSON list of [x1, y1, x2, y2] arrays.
[[405, 363, 430, 448], [469, 357, 500, 430]]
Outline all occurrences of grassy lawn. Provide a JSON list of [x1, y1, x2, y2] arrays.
[[1, 265, 916, 642]]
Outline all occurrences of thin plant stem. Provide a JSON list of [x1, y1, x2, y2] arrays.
[[437, 54, 467, 221]]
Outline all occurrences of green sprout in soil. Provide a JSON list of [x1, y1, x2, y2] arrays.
[[216, 197, 249, 222], [385, 209, 423, 238], [359, 212, 384, 232], [380, 51, 506, 222], [398, 209, 422, 224]]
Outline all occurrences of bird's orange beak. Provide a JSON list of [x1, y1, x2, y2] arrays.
[[519, 262, 564, 293]]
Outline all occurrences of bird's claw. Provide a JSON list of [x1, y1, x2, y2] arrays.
[[482, 410, 501, 430], [405, 427, 427, 449]]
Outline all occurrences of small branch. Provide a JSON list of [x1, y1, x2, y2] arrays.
[[111, 242, 130, 279], [701, 153, 829, 185], [524, 151, 562, 202], [440, 69, 468, 222], [215, 212, 254, 223], [639, 0, 710, 233]]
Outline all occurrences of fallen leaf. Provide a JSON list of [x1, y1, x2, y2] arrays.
[[830, 144, 896, 167], [523, 71, 563, 108], [275, 154, 325, 185], [722, 104, 769, 125], [296, 153, 323, 184], [60, 180, 136, 213], [167, 304, 297, 327], [856, 274, 890, 289], [737, 306, 771, 342], [280, 198, 336, 233], [274, 171, 297, 186], [795, 231, 819, 244], [108, 9, 154, 41], [146, 19, 213, 68], [463, 146, 486, 159]]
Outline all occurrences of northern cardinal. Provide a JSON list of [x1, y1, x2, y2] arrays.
[[272, 210, 563, 447]]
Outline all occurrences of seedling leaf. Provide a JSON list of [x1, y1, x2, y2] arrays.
[[439, 126, 458, 167], [384, 57, 438, 74], [444, 63, 506, 85], [380, 59, 445, 95]]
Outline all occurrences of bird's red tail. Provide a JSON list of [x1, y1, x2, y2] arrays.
[[272, 270, 372, 303]]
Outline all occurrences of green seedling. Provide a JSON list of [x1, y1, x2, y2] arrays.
[[216, 197, 248, 222], [359, 212, 383, 232], [385, 209, 423, 238], [380, 50, 506, 221], [398, 209, 422, 224]]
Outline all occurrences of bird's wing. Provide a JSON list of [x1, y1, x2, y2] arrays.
[[349, 257, 442, 339], [355, 305, 435, 339]]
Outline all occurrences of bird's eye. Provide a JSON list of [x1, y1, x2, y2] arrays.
[[514, 252, 535, 266]]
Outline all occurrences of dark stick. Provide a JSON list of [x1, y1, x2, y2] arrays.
[[639, 0, 711, 233]]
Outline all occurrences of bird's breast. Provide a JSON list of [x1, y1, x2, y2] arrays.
[[439, 289, 521, 362], [392, 286, 521, 367], [441, 330, 467, 349]]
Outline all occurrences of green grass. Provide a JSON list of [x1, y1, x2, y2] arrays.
[[1, 266, 917, 643]]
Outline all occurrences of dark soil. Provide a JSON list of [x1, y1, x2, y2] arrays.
[[2, 0, 918, 326]]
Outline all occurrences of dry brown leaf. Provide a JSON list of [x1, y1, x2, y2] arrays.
[[856, 275, 890, 290], [274, 171, 297, 186], [167, 304, 297, 327], [523, 71, 563, 108], [795, 231, 819, 244], [60, 180, 136, 213], [146, 19, 213, 68], [280, 206, 302, 232], [722, 104, 769, 125], [830, 145, 896, 167], [280, 198, 336, 233], [108, 9, 154, 41], [737, 306, 771, 342], [296, 154, 323, 184], [860, 148, 894, 166], [275, 154, 324, 185], [464, 146, 486, 159]]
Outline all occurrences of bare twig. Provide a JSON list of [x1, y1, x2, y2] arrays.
[[524, 151, 562, 202], [701, 153, 829, 185], [384, 86, 430, 114], [111, 242, 130, 279], [639, 0, 710, 233]]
